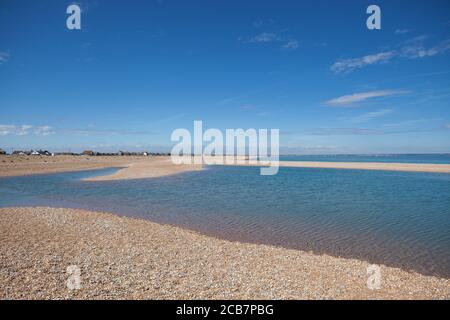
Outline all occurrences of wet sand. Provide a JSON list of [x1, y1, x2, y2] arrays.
[[0, 207, 448, 300]]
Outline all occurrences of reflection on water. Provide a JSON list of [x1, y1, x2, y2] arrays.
[[0, 165, 449, 277]]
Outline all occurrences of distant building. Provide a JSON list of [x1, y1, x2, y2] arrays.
[[40, 150, 52, 156], [54, 152, 79, 156], [82, 150, 95, 156], [95, 152, 117, 156], [29, 150, 51, 156], [0, 148, 6, 155], [12, 150, 31, 155]]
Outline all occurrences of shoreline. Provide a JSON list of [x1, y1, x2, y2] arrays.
[[1, 155, 450, 181], [0, 155, 203, 180], [1, 206, 449, 299]]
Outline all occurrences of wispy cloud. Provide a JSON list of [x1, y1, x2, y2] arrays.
[[282, 40, 299, 50], [285, 118, 444, 138], [33, 126, 55, 136], [306, 128, 383, 136], [239, 31, 299, 50], [331, 37, 450, 73], [395, 29, 411, 35], [304, 125, 443, 136], [350, 109, 394, 123], [61, 128, 153, 136], [0, 52, 10, 65], [331, 51, 395, 74], [244, 32, 280, 43], [0, 124, 153, 137], [400, 39, 450, 59], [325, 90, 408, 107], [0, 124, 54, 136]]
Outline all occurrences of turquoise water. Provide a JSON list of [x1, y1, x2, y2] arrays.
[[0, 161, 449, 277]]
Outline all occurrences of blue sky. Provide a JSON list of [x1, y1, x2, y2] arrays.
[[1, 0, 450, 153]]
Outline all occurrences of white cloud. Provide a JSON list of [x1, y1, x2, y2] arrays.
[[350, 109, 393, 123], [34, 126, 55, 136], [0, 125, 32, 136], [331, 38, 450, 73], [400, 39, 450, 58], [61, 128, 153, 136], [240, 32, 299, 50], [282, 40, 299, 50], [0, 52, 9, 65], [0, 124, 54, 136], [326, 90, 408, 107], [331, 51, 395, 74]]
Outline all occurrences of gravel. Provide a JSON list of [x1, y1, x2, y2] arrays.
[[0, 207, 448, 300]]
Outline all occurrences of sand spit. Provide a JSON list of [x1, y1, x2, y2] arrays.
[[85, 158, 203, 181], [215, 159, 450, 174], [275, 161, 450, 173], [0, 207, 448, 300], [0, 155, 202, 180]]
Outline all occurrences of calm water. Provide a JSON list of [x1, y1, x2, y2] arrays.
[[0, 161, 449, 277]]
